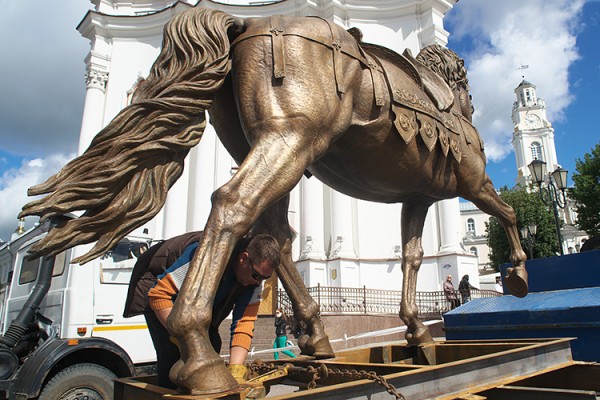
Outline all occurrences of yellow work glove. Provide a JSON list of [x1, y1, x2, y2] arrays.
[[228, 364, 248, 384]]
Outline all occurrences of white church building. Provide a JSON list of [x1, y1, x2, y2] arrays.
[[75, 0, 479, 294]]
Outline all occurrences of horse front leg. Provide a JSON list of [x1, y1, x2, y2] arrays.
[[399, 201, 434, 345], [253, 197, 335, 358], [168, 124, 322, 393], [167, 202, 247, 394]]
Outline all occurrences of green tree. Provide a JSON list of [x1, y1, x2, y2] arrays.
[[486, 187, 559, 270], [570, 142, 600, 236]]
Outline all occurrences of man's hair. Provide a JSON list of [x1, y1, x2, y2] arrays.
[[245, 234, 281, 269]]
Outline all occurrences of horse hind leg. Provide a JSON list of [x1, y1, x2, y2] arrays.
[[468, 177, 528, 297], [400, 201, 434, 345], [252, 196, 335, 358]]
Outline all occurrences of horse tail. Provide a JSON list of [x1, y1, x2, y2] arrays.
[[19, 8, 243, 264]]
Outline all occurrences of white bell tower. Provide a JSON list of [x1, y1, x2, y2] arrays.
[[511, 80, 559, 188]]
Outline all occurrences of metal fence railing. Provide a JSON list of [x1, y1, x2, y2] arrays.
[[278, 284, 501, 318]]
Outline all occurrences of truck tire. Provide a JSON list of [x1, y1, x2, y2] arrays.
[[38, 363, 117, 400]]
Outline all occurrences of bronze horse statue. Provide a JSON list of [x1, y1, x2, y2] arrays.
[[20, 7, 528, 395]]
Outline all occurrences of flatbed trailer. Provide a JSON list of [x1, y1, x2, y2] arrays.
[[114, 337, 600, 399]]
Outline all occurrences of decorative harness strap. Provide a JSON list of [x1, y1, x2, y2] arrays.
[[365, 54, 386, 107], [269, 15, 285, 79], [315, 17, 346, 94]]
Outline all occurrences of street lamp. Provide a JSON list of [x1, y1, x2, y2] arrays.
[[528, 159, 568, 255], [519, 223, 537, 259]]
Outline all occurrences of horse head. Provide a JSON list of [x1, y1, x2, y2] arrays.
[[416, 44, 474, 121]]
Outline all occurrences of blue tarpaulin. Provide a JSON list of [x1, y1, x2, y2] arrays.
[[444, 287, 600, 361]]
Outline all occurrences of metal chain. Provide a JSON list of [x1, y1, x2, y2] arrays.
[[249, 360, 405, 400], [306, 365, 319, 389]]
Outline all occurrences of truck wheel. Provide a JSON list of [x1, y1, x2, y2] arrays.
[[38, 363, 116, 400]]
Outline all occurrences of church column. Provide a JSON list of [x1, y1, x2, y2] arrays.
[[437, 198, 463, 255], [330, 190, 357, 258], [299, 177, 326, 260], [78, 70, 108, 154], [187, 129, 219, 232], [161, 157, 191, 239]]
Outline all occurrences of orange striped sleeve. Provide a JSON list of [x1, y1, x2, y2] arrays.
[[230, 302, 260, 351], [148, 274, 178, 311]]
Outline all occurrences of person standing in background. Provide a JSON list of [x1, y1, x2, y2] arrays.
[[273, 308, 296, 360], [443, 275, 459, 310], [458, 274, 477, 304]]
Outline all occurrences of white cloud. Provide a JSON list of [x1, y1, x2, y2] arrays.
[[447, 0, 585, 161], [0, 1, 89, 157], [0, 1, 89, 243], [0, 154, 74, 243]]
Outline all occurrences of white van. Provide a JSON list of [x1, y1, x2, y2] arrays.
[[0, 216, 157, 400]]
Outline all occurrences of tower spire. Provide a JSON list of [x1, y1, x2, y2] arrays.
[[517, 64, 529, 79]]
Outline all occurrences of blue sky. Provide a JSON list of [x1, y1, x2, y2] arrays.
[[0, 1, 599, 242], [446, 0, 600, 189]]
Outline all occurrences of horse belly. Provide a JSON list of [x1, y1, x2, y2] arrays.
[[309, 126, 459, 203]]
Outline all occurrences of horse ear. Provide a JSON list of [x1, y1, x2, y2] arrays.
[[347, 27, 363, 43]]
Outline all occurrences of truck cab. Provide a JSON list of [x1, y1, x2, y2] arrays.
[[0, 217, 157, 399]]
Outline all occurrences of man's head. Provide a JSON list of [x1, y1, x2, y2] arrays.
[[235, 234, 280, 286], [446, 275, 452, 282]]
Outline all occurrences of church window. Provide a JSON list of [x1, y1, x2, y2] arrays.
[[531, 142, 543, 161], [469, 247, 478, 257], [467, 218, 476, 235]]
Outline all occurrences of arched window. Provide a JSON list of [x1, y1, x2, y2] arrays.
[[469, 247, 478, 257], [531, 142, 543, 161], [467, 218, 476, 235]]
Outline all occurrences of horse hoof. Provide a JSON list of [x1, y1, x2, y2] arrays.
[[170, 357, 238, 395], [298, 334, 335, 358], [505, 267, 528, 298], [406, 326, 433, 346]]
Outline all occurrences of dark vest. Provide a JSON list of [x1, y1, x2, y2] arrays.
[[123, 231, 203, 317]]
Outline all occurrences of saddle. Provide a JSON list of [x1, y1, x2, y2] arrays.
[[354, 37, 483, 160], [359, 42, 455, 112]]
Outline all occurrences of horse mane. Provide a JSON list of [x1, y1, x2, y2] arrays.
[[20, 8, 242, 264], [416, 44, 469, 92]]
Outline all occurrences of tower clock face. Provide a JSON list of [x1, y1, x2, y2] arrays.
[[525, 114, 541, 128]]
